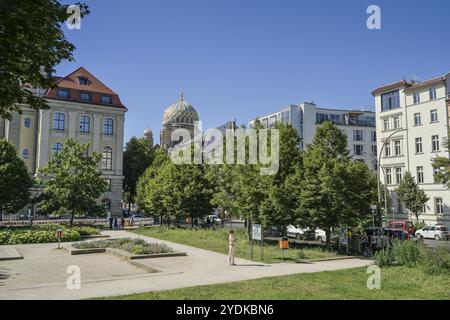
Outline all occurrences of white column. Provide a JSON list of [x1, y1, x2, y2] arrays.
[[36, 110, 50, 169], [68, 111, 77, 138], [115, 116, 125, 175], [93, 114, 101, 152]]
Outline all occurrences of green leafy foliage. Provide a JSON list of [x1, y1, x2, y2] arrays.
[[396, 172, 429, 222], [73, 238, 173, 255], [37, 138, 107, 225], [0, 228, 80, 244], [0, 0, 89, 119], [0, 139, 33, 214]]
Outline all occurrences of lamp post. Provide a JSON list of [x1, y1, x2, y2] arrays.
[[377, 128, 408, 225]]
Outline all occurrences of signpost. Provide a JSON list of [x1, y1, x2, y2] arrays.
[[251, 224, 263, 260]]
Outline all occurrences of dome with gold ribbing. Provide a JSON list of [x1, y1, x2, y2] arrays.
[[162, 92, 199, 128]]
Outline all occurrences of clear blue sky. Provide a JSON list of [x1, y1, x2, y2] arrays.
[[56, 0, 450, 144]]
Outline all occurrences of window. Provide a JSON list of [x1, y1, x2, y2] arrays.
[[353, 130, 363, 141], [371, 145, 377, 156], [395, 168, 402, 184], [78, 76, 88, 85], [53, 112, 65, 131], [432, 135, 440, 152], [52, 143, 63, 155], [261, 118, 268, 128], [269, 115, 277, 127], [104, 118, 113, 135], [22, 148, 29, 160], [101, 95, 113, 105], [371, 131, 377, 142], [102, 147, 112, 170], [415, 137, 423, 153], [316, 113, 329, 124], [435, 198, 443, 214], [105, 179, 112, 192], [80, 92, 91, 101], [429, 87, 437, 100], [57, 89, 70, 99], [354, 145, 364, 156], [329, 114, 341, 123], [393, 116, 400, 129], [417, 166, 424, 183], [281, 110, 290, 123], [381, 90, 400, 111], [383, 119, 390, 131], [394, 140, 401, 156], [414, 113, 421, 125], [430, 109, 438, 122], [23, 117, 31, 128], [386, 168, 392, 185], [413, 92, 420, 104], [79, 115, 90, 133], [385, 142, 391, 157]]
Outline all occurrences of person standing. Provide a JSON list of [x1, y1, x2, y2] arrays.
[[228, 230, 237, 266]]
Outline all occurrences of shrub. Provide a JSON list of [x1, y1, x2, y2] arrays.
[[71, 226, 99, 236], [391, 240, 425, 267], [0, 229, 80, 245], [374, 248, 396, 267], [421, 246, 450, 275], [73, 238, 173, 255]]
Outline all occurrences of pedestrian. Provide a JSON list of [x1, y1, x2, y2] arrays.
[[113, 217, 118, 230], [121, 217, 125, 229], [108, 213, 113, 230], [228, 230, 237, 266]]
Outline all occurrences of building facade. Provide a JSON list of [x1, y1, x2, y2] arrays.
[[0, 67, 127, 217], [372, 73, 450, 228], [248, 102, 378, 171]]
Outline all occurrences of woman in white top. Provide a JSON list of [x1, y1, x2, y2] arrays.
[[228, 230, 237, 266]]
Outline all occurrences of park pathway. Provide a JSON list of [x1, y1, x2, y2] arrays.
[[0, 230, 371, 300]]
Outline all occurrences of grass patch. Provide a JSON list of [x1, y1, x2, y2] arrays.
[[72, 238, 173, 255], [102, 266, 450, 300], [132, 227, 339, 264]]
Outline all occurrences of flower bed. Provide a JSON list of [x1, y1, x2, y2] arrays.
[[72, 238, 173, 255]]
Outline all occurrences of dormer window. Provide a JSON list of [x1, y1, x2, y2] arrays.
[[57, 89, 70, 99], [78, 76, 88, 85], [101, 95, 112, 105], [80, 92, 91, 101]]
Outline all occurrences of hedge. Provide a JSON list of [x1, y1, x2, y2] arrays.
[[0, 229, 80, 245]]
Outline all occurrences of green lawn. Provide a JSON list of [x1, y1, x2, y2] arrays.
[[132, 227, 340, 264], [103, 266, 450, 300]]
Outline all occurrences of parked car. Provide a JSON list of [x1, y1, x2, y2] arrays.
[[415, 225, 449, 241], [286, 225, 326, 243], [388, 220, 415, 235]]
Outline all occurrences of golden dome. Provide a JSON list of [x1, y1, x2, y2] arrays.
[[162, 92, 199, 128]]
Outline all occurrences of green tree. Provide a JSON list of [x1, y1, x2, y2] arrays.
[[0, 0, 89, 119], [38, 138, 107, 226], [0, 139, 33, 217], [432, 134, 450, 188], [123, 137, 154, 215], [300, 122, 376, 243], [396, 171, 429, 223]]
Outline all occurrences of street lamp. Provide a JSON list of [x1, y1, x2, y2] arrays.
[[378, 128, 408, 225]]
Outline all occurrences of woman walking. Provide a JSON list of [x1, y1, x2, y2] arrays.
[[228, 230, 237, 266]]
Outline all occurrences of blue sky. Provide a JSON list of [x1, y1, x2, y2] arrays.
[[57, 0, 450, 143]]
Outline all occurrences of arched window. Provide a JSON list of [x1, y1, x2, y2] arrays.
[[79, 115, 90, 133], [175, 117, 180, 123], [181, 117, 185, 123], [103, 118, 113, 135], [102, 147, 112, 170], [53, 112, 65, 131], [52, 143, 63, 155]]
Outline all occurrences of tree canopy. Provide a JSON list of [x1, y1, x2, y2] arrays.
[[0, 0, 88, 119], [38, 138, 107, 225], [0, 139, 33, 215], [396, 171, 429, 222]]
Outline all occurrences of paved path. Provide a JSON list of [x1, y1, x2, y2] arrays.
[[0, 230, 371, 300]]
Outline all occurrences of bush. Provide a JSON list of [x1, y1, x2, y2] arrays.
[[422, 246, 450, 275], [391, 240, 425, 267], [374, 248, 396, 267], [71, 226, 99, 236], [0, 229, 80, 245], [73, 238, 173, 255]]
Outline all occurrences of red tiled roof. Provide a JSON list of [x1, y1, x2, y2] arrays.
[[44, 67, 126, 109]]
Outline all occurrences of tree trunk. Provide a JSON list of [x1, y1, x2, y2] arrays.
[[325, 228, 331, 246], [127, 200, 131, 218], [70, 212, 74, 227]]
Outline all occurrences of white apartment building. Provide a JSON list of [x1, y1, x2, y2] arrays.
[[248, 102, 378, 171], [372, 73, 450, 228]]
